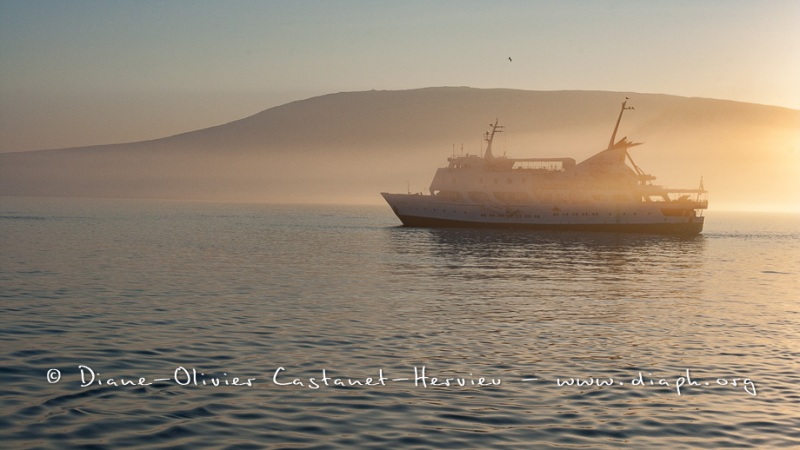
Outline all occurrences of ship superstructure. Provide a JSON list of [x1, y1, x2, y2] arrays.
[[381, 99, 708, 234]]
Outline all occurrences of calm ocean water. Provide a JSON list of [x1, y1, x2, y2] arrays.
[[1, 196, 798, 449]]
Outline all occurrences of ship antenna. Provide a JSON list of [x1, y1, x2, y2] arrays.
[[696, 176, 704, 202], [608, 97, 634, 149]]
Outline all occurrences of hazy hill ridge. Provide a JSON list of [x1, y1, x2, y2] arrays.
[[1, 87, 797, 209]]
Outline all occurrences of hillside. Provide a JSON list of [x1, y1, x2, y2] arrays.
[[1, 87, 798, 210]]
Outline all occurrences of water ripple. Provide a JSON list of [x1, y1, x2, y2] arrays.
[[1, 200, 798, 448]]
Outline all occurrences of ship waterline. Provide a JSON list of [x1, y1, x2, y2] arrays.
[[382, 100, 707, 235]]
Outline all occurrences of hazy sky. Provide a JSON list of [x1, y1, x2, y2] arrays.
[[1, 0, 798, 152]]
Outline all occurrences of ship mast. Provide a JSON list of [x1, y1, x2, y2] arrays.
[[608, 97, 634, 149], [607, 97, 652, 181], [484, 119, 504, 159]]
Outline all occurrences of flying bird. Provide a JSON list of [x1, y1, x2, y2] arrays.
[[508, 57, 512, 62]]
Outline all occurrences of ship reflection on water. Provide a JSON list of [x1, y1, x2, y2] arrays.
[[383, 225, 708, 329]]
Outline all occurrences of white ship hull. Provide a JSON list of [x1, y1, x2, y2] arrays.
[[382, 192, 705, 235]]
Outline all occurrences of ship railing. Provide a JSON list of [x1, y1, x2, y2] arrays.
[[640, 190, 708, 208]]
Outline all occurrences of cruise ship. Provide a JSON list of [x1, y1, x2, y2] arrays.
[[381, 99, 708, 234]]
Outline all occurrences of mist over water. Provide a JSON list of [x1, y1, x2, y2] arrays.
[[1, 89, 798, 211], [1, 197, 798, 448]]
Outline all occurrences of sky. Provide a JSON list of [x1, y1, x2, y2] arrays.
[[1, 0, 799, 152]]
